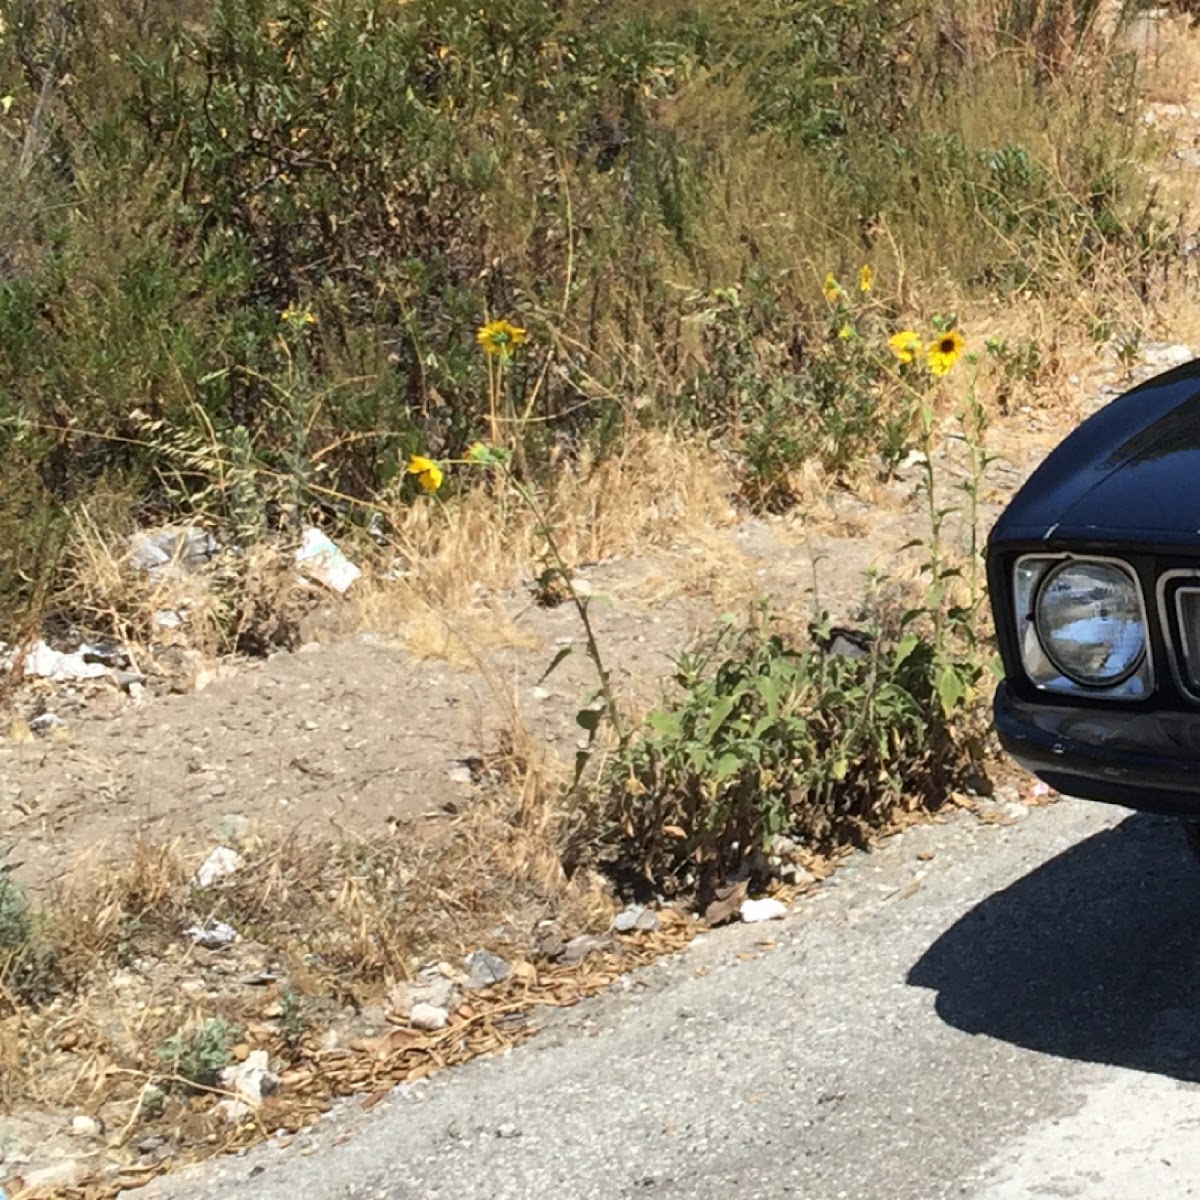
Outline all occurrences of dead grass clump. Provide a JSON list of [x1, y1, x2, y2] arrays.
[[357, 429, 734, 657], [0, 740, 625, 1192]]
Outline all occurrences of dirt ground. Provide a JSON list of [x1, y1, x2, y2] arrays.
[[0, 405, 1075, 893]]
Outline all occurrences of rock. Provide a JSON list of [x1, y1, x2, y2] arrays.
[[562, 934, 610, 964], [612, 907, 638, 933], [613, 905, 658, 934], [70, 1114, 101, 1138], [534, 928, 565, 961], [464, 950, 511, 989], [446, 765, 474, 786], [194, 845, 245, 887], [411, 976, 458, 1011], [528, 686, 552, 702], [216, 1050, 279, 1123], [704, 879, 749, 927], [128, 525, 217, 579], [740, 897, 789, 924], [20, 1159, 86, 1191], [780, 863, 816, 888], [410, 1003, 449, 1031]]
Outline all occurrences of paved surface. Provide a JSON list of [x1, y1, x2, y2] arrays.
[[138, 798, 1200, 1200]]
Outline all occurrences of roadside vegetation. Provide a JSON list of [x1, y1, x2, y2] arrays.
[[0, 0, 1194, 1190]]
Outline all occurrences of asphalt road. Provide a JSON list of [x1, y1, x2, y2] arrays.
[[138, 798, 1200, 1200]]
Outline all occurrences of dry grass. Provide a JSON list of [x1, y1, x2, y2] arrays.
[[353, 429, 735, 658], [0, 728, 616, 1133]]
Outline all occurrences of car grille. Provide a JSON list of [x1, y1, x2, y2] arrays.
[[1171, 583, 1200, 695], [1157, 569, 1200, 702]]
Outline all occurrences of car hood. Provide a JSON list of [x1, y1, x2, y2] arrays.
[[991, 359, 1200, 547]]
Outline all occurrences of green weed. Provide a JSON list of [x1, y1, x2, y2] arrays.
[[154, 1016, 243, 1092], [593, 604, 974, 899]]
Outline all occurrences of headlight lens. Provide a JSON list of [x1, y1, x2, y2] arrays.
[[1034, 560, 1146, 687]]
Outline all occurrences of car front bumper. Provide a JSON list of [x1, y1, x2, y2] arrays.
[[994, 681, 1200, 816]]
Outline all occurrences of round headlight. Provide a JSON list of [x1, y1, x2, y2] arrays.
[[1034, 560, 1145, 687]]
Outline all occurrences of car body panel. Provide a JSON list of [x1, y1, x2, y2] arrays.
[[991, 359, 1200, 544], [987, 358, 1200, 816]]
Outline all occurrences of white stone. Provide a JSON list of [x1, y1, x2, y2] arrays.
[[740, 897, 789, 923], [410, 1003, 449, 1031], [70, 1115, 101, 1138]]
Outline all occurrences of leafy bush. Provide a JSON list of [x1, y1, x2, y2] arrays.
[[155, 1016, 242, 1091], [594, 608, 981, 898], [0, 0, 1176, 631]]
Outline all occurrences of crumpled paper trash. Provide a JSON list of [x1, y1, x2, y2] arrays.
[[740, 897, 789, 923], [4, 640, 114, 681], [295, 527, 361, 594]]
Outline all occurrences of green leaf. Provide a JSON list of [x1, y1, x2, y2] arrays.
[[893, 632, 919, 667], [646, 709, 682, 738], [934, 663, 967, 716], [576, 706, 603, 733], [755, 674, 781, 718], [713, 752, 743, 783], [704, 695, 737, 741], [538, 645, 573, 684]]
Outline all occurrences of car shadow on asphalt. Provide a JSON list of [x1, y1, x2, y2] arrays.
[[908, 811, 1200, 1082]]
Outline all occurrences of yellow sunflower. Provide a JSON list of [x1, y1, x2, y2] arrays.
[[406, 454, 444, 494], [823, 273, 842, 304], [887, 330, 923, 364], [858, 264, 873, 294], [476, 319, 528, 358], [926, 330, 966, 377]]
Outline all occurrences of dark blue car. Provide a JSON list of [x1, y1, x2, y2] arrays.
[[988, 359, 1200, 847]]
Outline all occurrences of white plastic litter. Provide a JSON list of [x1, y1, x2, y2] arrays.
[[184, 921, 239, 948], [194, 846, 245, 888], [128, 526, 217, 579], [11, 640, 112, 680], [216, 1050, 279, 1123], [295, 527, 361, 594]]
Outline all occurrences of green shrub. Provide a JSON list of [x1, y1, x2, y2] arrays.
[[0, 0, 1176, 630], [154, 1015, 243, 1091], [594, 607, 979, 898]]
